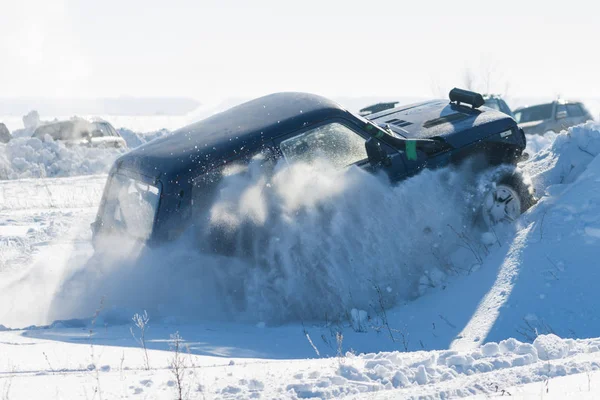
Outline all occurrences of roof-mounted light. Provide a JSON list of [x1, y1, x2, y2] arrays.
[[449, 88, 485, 109]]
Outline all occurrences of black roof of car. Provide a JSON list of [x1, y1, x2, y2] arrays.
[[117, 92, 358, 180]]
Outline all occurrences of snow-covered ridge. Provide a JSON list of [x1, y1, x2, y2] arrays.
[[284, 334, 600, 398]]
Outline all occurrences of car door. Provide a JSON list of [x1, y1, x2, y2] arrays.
[[273, 119, 414, 182], [274, 120, 372, 169]]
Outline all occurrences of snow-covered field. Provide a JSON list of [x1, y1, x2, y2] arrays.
[[0, 121, 599, 399]]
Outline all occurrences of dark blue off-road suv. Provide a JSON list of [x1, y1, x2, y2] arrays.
[[92, 89, 535, 248]]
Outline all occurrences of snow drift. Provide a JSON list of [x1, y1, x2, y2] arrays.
[[283, 334, 600, 398], [524, 121, 600, 193], [525, 131, 557, 154]]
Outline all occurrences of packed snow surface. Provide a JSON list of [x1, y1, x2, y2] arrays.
[[0, 121, 599, 398]]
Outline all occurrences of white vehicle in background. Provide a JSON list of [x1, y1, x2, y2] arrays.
[[515, 100, 593, 135], [32, 119, 127, 149]]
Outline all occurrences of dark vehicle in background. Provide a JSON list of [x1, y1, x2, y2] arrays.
[[483, 95, 514, 118], [0, 123, 10, 143], [92, 89, 535, 250], [359, 101, 399, 117], [515, 100, 593, 135], [32, 119, 127, 148]]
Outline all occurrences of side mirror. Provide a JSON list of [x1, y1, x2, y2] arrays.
[[365, 137, 391, 167], [556, 110, 567, 120]]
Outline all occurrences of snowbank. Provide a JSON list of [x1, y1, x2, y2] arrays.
[[523, 121, 600, 194], [0, 136, 124, 180], [283, 334, 600, 398], [525, 131, 557, 154]]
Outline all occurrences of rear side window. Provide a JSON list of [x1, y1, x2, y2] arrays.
[[101, 174, 160, 240], [279, 122, 367, 168], [566, 104, 584, 117]]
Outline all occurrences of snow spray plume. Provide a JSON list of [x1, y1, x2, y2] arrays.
[[50, 157, 487, 324]]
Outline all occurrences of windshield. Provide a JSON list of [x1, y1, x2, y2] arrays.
[[514, 104, 553, 123]]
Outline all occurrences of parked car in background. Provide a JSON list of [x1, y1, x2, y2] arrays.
[[483, 95, 514, 118], [514, 100, 593, 135], [32, 119, 127, 148], [0, 123, 11, 143], [92, 89, 535, 250]]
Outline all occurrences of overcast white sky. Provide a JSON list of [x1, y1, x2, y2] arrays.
[[0, 0, 598, 102]]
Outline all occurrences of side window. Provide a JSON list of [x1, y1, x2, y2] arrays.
[[566, 104, 584, 118], [92, 123, 116, 137], [92, 124, 106, 137], [279, 122, 368, 168]]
